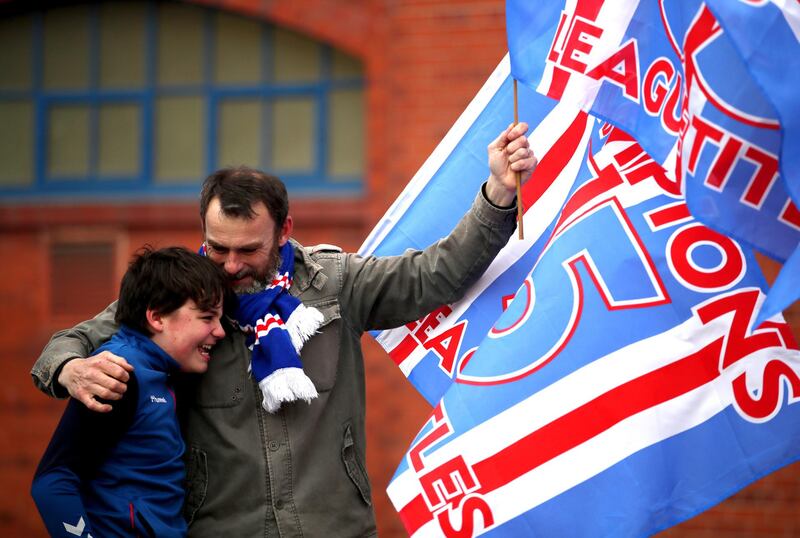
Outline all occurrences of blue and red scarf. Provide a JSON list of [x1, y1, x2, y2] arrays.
[[204, 241, 323, 412]]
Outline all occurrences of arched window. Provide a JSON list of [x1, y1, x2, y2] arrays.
[[0, 1, 365, 199]]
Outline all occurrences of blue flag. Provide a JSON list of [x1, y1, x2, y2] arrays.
[[506, 0, 800, 324], [703, 0, 800, 336], [360, 57, 593, 405], [364, 56, 800, 536]]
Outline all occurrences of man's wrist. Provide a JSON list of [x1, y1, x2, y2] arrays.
[[53, 357, 78, 398], [482, 180, 517, 209]]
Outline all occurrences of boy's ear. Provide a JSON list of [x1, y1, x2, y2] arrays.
[[146, 308, 165, 333]]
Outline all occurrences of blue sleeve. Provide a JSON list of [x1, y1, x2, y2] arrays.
[[31, 374, 139, 537]]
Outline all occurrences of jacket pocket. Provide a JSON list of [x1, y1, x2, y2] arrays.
[[341, 422, 372, 506], [299, 300, 341, 392], [183, 445, 208, 525]]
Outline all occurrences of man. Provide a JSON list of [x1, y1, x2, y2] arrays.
[[32, 123, 537, 537]]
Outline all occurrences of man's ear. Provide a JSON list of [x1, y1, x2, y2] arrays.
[[146, 309, 165, 334], [278, 215, 293, 247]]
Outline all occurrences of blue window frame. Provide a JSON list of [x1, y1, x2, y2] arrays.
[[0, 2, 365, 201]]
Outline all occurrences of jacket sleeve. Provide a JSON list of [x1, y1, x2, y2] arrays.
[[31, 301, 119, 398], [341, 185, 518, 332], [31, 373, 138, 537]]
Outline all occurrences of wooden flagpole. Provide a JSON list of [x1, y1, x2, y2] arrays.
[[513, 78, 524, 240]]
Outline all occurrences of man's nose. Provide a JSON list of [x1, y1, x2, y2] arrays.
[[223, 253, 243, 276]]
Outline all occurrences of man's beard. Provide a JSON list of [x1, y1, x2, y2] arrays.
[[232, 242, 283, 294]]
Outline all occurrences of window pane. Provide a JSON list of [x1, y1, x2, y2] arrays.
[[0, 101, 33, 185], [0, 15, 33, 90], [214, 13, 261, 85], [273, 29, 320, 83], [48, 105, 90, 178], [43, 5, 90, 90], [332, 49, 363, 80], [219, 99, 262, 168], [98, 103, 140, 177], [155, 96, 205, 182], [328, 89, 364, 178], [157, 3, 204, 86], [271, 97, 314, 172], [100, 2, 146, 88], [0, 5, 365, 196]]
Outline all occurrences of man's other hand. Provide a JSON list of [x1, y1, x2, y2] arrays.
[[57, 352, 134, 413]]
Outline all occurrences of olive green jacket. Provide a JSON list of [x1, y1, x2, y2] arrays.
[[31, 189, 517, 537]]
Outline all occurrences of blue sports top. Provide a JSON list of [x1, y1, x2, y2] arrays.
[[32, 325, 187, 537]]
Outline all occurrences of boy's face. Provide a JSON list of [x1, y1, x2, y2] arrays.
[[151, 299, 225, 373]]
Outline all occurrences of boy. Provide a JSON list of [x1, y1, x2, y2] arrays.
[[31, 247, 230, 537]]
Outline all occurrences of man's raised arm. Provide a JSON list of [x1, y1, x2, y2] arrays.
[[31, 301, 133, 413]]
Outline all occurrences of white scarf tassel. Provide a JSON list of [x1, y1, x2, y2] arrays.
[[284, 304, 325, 353], [258, 367, 320, 413]]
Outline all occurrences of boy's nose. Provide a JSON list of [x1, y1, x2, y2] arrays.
[[212, 320, 225, 339]]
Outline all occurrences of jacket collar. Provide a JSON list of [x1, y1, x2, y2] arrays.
[[117, 325, 182, 373], [289, 238, 328, 293]]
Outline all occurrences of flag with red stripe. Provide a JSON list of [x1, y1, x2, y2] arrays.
[[506, 0, 800, 324], [360, 57, 591, 405], [362, 55, 800, 535]]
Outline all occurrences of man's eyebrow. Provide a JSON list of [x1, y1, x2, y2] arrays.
[[206, 239, 263, 250]]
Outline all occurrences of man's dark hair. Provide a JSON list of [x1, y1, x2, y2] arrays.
[[115, 246, 231, 335], [199, 166, 289, 228]]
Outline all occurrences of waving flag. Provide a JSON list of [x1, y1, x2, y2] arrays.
[[506, 0, 800, 324], [360, 57, 593, 405], [363, 54, 800, 535], [702, 0, 800, 333]]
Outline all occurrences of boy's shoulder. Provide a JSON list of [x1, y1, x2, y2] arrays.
[[95, 332, 142, 364], [96, 327, 155, 362]]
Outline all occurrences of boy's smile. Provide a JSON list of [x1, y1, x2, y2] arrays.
[[151, 299, 225, 373]]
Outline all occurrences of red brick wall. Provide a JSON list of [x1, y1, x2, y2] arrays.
[[2, 1, 799, 537]]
